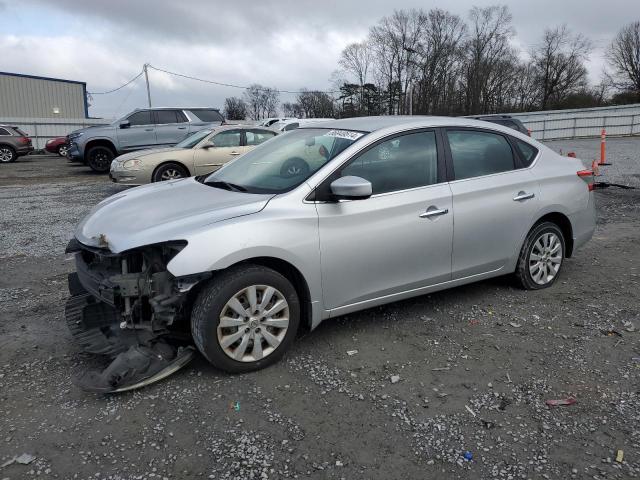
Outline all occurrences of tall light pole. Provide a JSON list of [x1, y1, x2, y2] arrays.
[[143, 63, 152, 108]]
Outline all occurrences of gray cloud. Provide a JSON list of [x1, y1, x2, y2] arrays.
[[5, 0, 637, 118]]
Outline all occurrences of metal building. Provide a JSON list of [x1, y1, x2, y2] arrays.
[[0, 71, 88, 119], [0, 72, 109, 149]]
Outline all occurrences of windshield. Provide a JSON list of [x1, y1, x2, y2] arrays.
[[204, 128, 365, 194], [176, 129, 212, 148]]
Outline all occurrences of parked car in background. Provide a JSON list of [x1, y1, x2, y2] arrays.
[[0, 125, 33, 162], [67, 107, 225, 173], [45, 137, 69, 156], [258, 118, 294, 127], [110, 125, 278, 185], [270, 118, 334, 132], [67, 116, 596, 390], [466, 115, 529, 135]]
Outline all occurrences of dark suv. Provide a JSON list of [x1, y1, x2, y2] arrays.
[[466, 115, 529, 135], [67, 107, 225, 172], [0, 125, 34, 163]]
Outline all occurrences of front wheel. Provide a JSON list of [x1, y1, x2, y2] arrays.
[[514, 222, 565, 290], [86, 146, 114, 172], [191, 265, 300, 373], [152, 162, 189, 182], [58, 144, 68, 157]]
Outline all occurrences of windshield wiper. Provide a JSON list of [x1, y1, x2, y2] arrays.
[[205, 180, 247, 192]]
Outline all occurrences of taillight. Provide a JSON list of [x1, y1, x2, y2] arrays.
[[577, 169, 595, 191], [18, 136, 30, 145]]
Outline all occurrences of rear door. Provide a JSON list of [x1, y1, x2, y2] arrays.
[[315, 130, 453, 310], [444, 128, 540, 279], [193, 129, 243, 175], [154, 109, 190, 146], [117, 110, 156, 150]]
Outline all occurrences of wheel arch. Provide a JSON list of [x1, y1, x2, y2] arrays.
[[84, 139, 117, 159], [533, 212, 574, 257], [152, 160, 192, 180]]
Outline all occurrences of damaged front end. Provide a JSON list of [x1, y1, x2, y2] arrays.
[[65, 238, 208, 393]]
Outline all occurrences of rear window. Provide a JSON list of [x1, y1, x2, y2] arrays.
[[189, 109, 224, 122], [0, 128, 11, 136], [513, 138, 539, 167]]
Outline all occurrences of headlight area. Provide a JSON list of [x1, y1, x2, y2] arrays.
[[122, 158, 143, 170], [65, 239, 210, 393]]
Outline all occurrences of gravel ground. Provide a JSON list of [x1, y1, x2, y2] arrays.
[[0, 146, 639, 480]]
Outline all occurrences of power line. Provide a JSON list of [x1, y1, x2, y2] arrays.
[[147, 64, 339, 95], [87, 71, 144, 95]]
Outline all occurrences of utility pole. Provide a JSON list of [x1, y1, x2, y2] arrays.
[[143, 63, 152, 108]]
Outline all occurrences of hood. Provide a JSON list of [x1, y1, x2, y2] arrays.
[[70, 124, 113, 136], [114, 147, 184, 163], [75, 177, 274, 253]]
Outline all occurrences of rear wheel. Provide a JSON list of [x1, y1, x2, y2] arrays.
[[514, 222, 565, 289], [152, 162, 189, 182], [191, 265, 300, 373], [86, 146, 114, 172], [0, 146, 16, 163]]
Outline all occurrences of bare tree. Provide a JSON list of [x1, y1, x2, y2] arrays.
[[296, 89, 335, 118], [282, 102, 303, 117], [243, 85, 280, 120], [223, 97, 247, 120], [606, 21, 640, 93], [462, 5, 515, 114], [531, 25, 591, 110]]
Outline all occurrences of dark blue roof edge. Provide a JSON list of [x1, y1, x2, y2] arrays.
[[0, 71, 86, 86]]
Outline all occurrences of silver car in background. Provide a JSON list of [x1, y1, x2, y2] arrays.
[[65, 116, 596, 391]]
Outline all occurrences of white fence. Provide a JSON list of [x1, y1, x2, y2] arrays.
[[509, 103, 640, 141], [0, 116, 110, 149]]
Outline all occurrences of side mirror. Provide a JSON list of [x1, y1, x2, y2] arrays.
[[330, 176, 372, 200], [119, 120, 130, 129]]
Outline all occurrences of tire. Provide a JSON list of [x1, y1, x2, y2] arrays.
[[514, 221, 565, 290], [152, 162, 189, 182], [0, 145, 16, 163], [280, 157, 310, 178], [58, 144, 68, 157], [191, 264, 300, 373], [86, 146, 114, 173]]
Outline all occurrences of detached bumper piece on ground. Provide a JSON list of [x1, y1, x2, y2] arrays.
[[64, 239, 200, 393]]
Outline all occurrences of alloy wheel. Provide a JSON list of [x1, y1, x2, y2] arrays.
[[0, 147, 14, 162], [217, 285, 290, 362], [160, 168, 184, 181], [528, 232, 563, 285], [58, 145, 68, 157]]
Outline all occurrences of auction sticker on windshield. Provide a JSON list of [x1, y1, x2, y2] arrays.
[[323, 130, 365, 141]]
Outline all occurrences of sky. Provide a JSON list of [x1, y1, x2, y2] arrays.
[[1, 0, 637, 120]]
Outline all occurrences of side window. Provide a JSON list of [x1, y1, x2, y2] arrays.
[[0, 128, 10, 136], [246, 129, 276, 146], [175, 110, 188, 123], [284, 123, 299, 131], [212, 130, 241, 148], [155, 110, 179, 124], [447, 130, 515, 180], [127, 111, 152, 126], [513, 138, 539, 167], [339, 131, 438, 195]]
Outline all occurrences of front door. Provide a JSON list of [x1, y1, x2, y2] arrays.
[[117, 110, 156, 151], [193, 129, 244, 175], [444, 128, 540, 279], [315, 130, 453, 310]]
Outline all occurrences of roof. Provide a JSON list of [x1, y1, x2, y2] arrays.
[[299, 115, 505, 133], [0, 71, 86, 86]]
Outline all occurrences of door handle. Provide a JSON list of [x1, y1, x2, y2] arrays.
[[513, 191, 535, 201], [419, 208, 449, 218], [230, 151, 241, 155], [144, 128, 154, 131], [178, 126, 187, 129]]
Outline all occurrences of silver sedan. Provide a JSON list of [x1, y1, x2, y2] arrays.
[[67, 116, 596, 389]]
